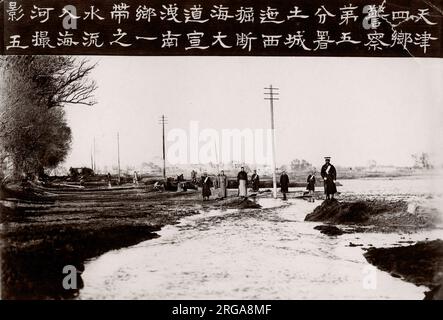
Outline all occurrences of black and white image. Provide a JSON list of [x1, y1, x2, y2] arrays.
[[1, 0, 443, 302]]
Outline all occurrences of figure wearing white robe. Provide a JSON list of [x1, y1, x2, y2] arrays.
[[237, 170, 248, 197], [218, 174, 228, 198]]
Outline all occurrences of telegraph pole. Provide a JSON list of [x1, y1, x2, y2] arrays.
[[264, 85, 279, 199], [93, 137, 96, 172], [117, 132, 121, 184], [159, 115, 168, 179], [90, 146, 94, 172]]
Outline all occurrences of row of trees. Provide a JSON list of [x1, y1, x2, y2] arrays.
[[278, 159, 314, 173], [412, 152, 433, 169], [0, 56, 97, 182]]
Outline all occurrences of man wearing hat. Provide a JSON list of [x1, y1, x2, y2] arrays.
[[280, 170, 290, 200], [201, 172, 213, 201], [320, 157, 337, 200]]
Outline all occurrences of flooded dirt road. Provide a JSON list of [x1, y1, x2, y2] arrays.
[[79, 183, 443, 299]]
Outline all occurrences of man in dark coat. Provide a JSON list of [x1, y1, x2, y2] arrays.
[[280, 171, 289, 200], [237, 167, 248, 197], [251, 170, 260, 192], [320, 157, 337, 200], [306, 170, 316, 202], [201, 173, 213, 201]]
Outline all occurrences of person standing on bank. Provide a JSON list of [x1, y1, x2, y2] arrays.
[[133, 171, 139, 186], [218, 170, 228, 199], [251, 170, 260, 192], [280, 170, 290, 200], [237, 167, 248, 197], [107, 172, 112, 188], [214, 173, 220, 196], [191, 170, 197, 184], [321, 157, 337, 200], [306, 170, 316, 202], [201, 172, 213, 201]]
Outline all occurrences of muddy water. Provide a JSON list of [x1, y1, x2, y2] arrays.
[[79, 178, 443, 300]]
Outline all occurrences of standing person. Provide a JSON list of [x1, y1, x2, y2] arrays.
[[201, 172, 213, 201], [237, 167, 248, 197], [280, 170, 289, 200], [218, 170, 228, 199], [191, 170, 197, 184], [306, 170, 316, 202], [133, 171, 139, 185], [214, 173, 220, 197], [251, 170, 260, 192], [107, 172, 112, 188], [176, 173, 185, 192], [321, 157, 337, 200]]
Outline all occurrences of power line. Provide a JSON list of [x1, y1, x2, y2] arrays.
[[93, 137, 96, 172]]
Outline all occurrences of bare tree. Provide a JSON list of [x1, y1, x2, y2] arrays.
[[1, 56, 96, 109], [0, 56, 97, 179], [412, 152, 433, 169]]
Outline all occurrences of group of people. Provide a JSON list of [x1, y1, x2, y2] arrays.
[[303, 157, 337, 201], [200, 170, 228, 201], [200, 157, 338, 201]]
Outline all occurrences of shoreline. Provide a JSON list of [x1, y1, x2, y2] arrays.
[[304, 197, 443, 299], [1, 181, 442, 299], [1, 186, 202, 299], [364, 240, 443, 300], [0, 184, 264, 299]]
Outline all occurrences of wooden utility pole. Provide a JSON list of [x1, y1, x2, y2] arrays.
[[117, 132, 121, 183], [264, 85, 279, 199], [93, 137, 96, 172], [159, 115, 168, 179], [90, 147, 94, 171]]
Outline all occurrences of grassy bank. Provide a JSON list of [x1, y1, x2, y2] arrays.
[[0, 182, 265, 299], [364, 240, 443, 300], [2, 180, 442, 300], [305, 198, 441, 233], [304, 198, 443, 299], [1, 185, 202, 299]]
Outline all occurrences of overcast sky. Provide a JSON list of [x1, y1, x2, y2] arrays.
[[64, 56, 443, 170]]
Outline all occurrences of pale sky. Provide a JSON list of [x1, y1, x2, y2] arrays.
[[64, 56, 443, 170]]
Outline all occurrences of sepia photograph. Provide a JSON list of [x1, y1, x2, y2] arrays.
[[1, 55, 442, 301], [0, 0, 443, 311]]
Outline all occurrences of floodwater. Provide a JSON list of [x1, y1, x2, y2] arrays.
[[78, 177, 443, 300]]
